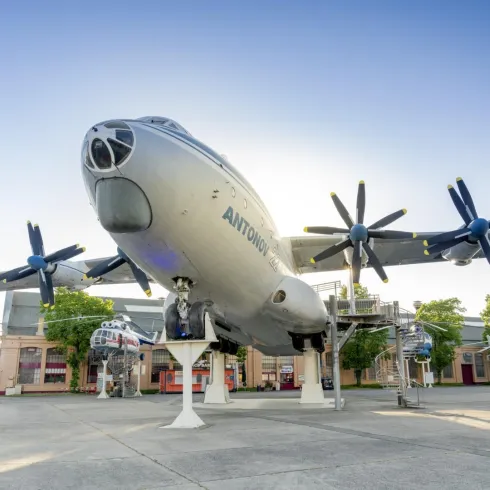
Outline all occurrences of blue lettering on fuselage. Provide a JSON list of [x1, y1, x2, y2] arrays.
[[222, 206, 269, 257]]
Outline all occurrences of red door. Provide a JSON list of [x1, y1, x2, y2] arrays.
[[461, 364, 474, 385]]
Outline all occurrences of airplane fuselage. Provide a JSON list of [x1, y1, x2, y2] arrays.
[[81, 117, 328, 355]]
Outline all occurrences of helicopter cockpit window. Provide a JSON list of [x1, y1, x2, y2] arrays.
[[101, 331, 107, 337]]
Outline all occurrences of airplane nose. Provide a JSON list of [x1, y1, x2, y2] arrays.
[[96, 177, 152, 233]]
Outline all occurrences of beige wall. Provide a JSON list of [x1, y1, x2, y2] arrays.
[[1, 336, 489, 394]]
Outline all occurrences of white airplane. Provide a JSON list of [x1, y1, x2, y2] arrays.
[[1, 116, 489, 356]]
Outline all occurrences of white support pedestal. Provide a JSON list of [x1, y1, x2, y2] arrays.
[[160, 312, 217, 429], [204, 351, 230, 404], [134, 360, 143, 397], [97, 360, 109, 399], [300, 349, 324, 404]]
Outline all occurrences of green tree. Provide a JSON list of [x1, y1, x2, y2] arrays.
[[415, 298, 465, 384], [480, 294, 490, 341], [340, 283, 369, 299], [236, 346, 248, 387], [42, 288, 114, 391], [341, 329, 390, 386]]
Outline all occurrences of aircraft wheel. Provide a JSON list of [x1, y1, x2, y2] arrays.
[[228, 341, 239, 356], [165, 303, 182, 340], [219, 337, 230, 354], [291, 334, 305, 352], [188, 302, 207, 339], [311, 333, 325, 352]]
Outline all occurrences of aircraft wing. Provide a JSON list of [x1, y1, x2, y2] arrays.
[[288, 233, 447, 274]]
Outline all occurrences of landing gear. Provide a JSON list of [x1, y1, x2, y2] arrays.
[[165, 278, 208, 340], [289, 332, 326, 354], [210, 336, 239, 355]]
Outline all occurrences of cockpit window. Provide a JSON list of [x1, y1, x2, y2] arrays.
[[91, 139, 112, 169], [105, 121, 131, 130], [108, 138, 131, 166], [115, 130, 134, 147], [82, 140, 94, 169]]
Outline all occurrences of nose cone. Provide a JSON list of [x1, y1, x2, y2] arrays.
[[96, 178, 152, 233]]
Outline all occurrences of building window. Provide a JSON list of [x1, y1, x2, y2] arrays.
[[475, 353, 485, 378], [18, 347, 42, 385], [44, 348, 66, 383], [262, 356, 276, 382], [151, 349, 170, 383], [443, 363, 454, 379]]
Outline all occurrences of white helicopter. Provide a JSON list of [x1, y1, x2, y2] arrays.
[[90, 314, 158, 356]]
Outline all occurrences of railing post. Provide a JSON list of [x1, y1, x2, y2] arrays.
[[329, 295, 342, 411]]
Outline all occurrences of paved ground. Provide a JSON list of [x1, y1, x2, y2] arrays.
[[1, 387, 490, 489]]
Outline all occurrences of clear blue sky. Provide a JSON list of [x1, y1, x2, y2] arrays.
[[0, 1, 489, 315]]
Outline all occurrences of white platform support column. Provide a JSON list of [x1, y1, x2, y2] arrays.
[[300, 349, 324, 404], [204, 351, 230, 404], [97, 359, 109, 399], [134, 360, 143, 397], [160, 312, 217, 429]]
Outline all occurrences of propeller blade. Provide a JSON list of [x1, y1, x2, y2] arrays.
[[310, 239, 351, 264], [38, 270, 54, 308], [27, 222, 39, 256], [43, 245, 83, 263], [127, 261, 152, 297], [34, 224, 45, 256], [356, 180, 366, 224], [425, 237, 466, 255], [362, 242, 388, 283], [3, 266, 36, 283], [478, 235, 490, 265], [330, 193, 354, 228], [456, 177, 478, 220], [424, 228, 471, 247], [304, 226, 350, 235], [448, 185, 471, 225], [352, 240, 362, 284], [368, 209, 407, 230], [368, 230, 416, 240], [84, 255, 125, 279]]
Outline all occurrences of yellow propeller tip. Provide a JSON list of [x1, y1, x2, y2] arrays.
[[310, 258, 316, 264], [82, 274, 88, 280], [412, 233, 417, 238], [34, 223, 39, 228], [402, 208, 407, 214], [456, 177, 462, 182], [2, 279, 6, 284], [448, 184, 453, 189], [383, 279, 389, 283], [50, 305, 55, 310], [423, 240, 428, 246], [81, 247, 86, 252], [424, 250, 430, 256], [145, 289, 152, 297], [353, 282, 360, 287], [26, 220, 31, 224], [43, 303, 50, 308], [359, 180, 365, 184], [303, 227, 308, 233], [330, 192, 336, 197]]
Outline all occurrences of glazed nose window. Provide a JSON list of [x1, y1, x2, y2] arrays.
[[91, 139, 112, 169], [108, 137, 131, 166]]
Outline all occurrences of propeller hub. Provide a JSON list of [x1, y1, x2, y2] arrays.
[[27, 255, 48, 271], [469, 218, 489, 238], [350, 224, 369, 242]]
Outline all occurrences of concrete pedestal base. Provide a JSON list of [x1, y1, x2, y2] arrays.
[[300, 349, 325, 404], [204, 351, 231, 404]]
